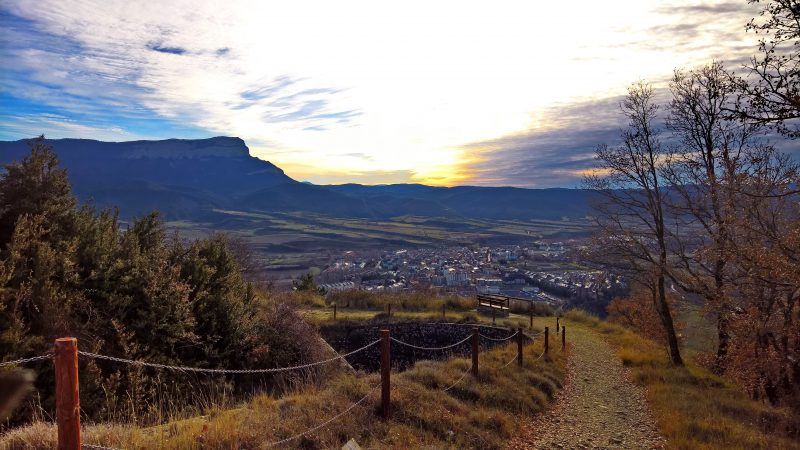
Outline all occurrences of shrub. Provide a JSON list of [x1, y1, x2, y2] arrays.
[[0, 141, 324, 425]]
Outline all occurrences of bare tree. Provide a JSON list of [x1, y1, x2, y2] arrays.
[[733, 0, 800, 137], [662, 62, 760, 371], [726, 149, 799, 404], [585, 82, 683, 365]]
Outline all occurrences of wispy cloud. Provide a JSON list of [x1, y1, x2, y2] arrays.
[[455, 97, 626, 188], [0, 0, 774, 186]]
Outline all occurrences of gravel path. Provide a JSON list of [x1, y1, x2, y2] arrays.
[[508, 324, 665, 449]]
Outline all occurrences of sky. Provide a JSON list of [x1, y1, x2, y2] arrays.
[[0, 0, 771, 187]]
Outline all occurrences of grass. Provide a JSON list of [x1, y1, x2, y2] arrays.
[[305, 306, 551, 332], [306, 290, 554, 329], [1, 337, 565, 449], [564, 310, 800, 450]]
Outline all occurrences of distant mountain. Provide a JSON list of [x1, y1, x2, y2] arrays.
[[0, 137, 593, 221], [326, 184, 593, 220]]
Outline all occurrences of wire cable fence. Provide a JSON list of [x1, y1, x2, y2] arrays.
[[82, 444, 121, 450], [76, 339, 380, 374], [13, 321, 564, 449], [479, 330, 519, 342], [497, 351, 521, 369], [389, 334, 472, 351], [266, 384, 379, 448], [442, 362, 475, 392], [523, 331, 544, 340], [531, 347, 547, 362], [0, 353, 53, 367]]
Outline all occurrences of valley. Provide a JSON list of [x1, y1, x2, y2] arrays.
[[166, 209, 592, 279]]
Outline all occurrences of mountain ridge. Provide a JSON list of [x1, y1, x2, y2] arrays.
[[0, 136, 593, 221]]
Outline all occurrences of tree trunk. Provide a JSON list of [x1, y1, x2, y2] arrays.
[[715, 310, 730, 373], [656, 273, 683, 366]]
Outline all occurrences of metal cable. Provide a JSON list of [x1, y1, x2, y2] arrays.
[[390, 334, 472, 351], [442, 363, 474, 392], [479, 330, 518, 342], [0, 353, 52, 367], [82, 444, 121, 450], [77, 339, 380, 374], [498, 352, 520, 369], [266, 384, 378, 447], [523, 331, 542, 340]]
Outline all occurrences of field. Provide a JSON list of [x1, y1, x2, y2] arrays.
[[166, 210, 591, 276]]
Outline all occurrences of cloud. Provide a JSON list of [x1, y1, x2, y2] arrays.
[[147, 43, 187, 55], [0, 0, 778, 187], [0, 111, 136, 141], [457, 86, 800, 188], [455, 93, 669, 188], [657, 1, 751, 15], [0, 2, 362, 143]]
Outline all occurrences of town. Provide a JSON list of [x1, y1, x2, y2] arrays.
[[315, 241, 628, 314]]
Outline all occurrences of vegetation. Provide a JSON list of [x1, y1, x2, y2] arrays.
[[327, 290, 475, 312], [292, 272, 327, 295], [0, 141, 565, 447], [585, 81, 684, 366], [565, 310, 799, 449], [1, 330, 565, 449], [586, 0, 799, 408], [0, 138, 325, 425]]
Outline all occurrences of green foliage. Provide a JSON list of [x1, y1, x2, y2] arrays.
[[0, 136, 76, 249], [0, 143, 322, 425], [292, 272, 326, 295]]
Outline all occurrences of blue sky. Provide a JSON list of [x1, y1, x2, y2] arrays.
[[0, 0, 778, 187]]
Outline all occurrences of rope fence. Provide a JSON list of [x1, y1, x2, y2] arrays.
[[266, 384, 379, 448], [0, 354, 53, 367], [442, 361, 475, 392], [390, 334, 472, 351], [6, 320, 566, 449], [82, 444, 121, 450], [479, 330, 519, 342], [76, 339, 380, 374]]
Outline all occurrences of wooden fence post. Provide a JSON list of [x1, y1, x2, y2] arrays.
[[491, 306, 496, 325], [471, 326, 479, 378], [556, 316, 560, 335], [387, 304, 392, 317], [380, 329, 390, 419], [55, 337, 80, 450], [333, 303, 337, 320], [544, 327, 549, 355], [529, 303, 533, 328], [517, 327, 523, 367], [562, 325, 566, 351]]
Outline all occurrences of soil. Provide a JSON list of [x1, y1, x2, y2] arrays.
[[508, 324, 666, 449]]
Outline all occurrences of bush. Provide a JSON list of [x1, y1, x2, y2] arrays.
[[0, 140, 324, 425]]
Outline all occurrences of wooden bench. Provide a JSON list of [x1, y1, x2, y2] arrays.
[[476, 294, 510, 317]]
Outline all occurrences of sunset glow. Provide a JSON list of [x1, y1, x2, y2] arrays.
[[0, 0, 761, 186]]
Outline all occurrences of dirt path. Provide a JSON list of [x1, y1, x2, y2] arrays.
[[509, 323, 665, 449]]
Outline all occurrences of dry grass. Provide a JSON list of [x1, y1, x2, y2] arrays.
[[327, 290, 476, 312], [305, 304, 551, 332], [564, 310, 800, 450], [1, 336, 564, 449]]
